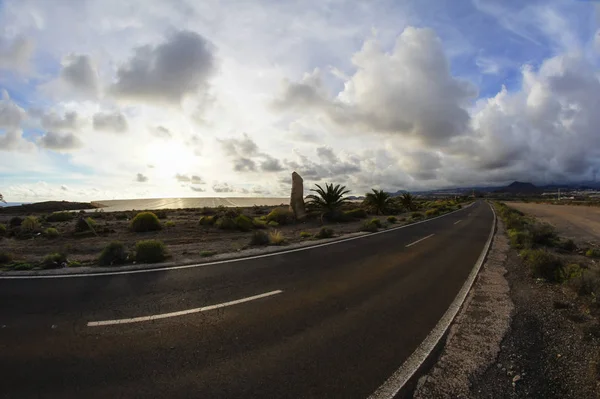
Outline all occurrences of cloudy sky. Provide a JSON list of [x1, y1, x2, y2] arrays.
[[1, 0, 599, 201]]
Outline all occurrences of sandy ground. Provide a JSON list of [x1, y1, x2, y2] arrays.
[[510, 202, 600, 244]]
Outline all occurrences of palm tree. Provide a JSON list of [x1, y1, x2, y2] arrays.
[[364, 189, 392, 215], [306, 183, 350, 223], [400, 192, 416, 211]]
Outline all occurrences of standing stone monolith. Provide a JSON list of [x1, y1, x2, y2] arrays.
[[289, 171, 306, 220]]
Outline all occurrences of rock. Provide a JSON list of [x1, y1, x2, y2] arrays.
[[289, 171, 306, 220]]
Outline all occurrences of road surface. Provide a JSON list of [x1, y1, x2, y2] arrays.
[[0, 201, 494, 399]]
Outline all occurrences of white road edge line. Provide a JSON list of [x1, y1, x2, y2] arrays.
[[1, 203, 475, 280], [454, 220, 462, 225], [87, 290, 283, 327], [405, 234, 435, 248], [367, 202, 496, 399]]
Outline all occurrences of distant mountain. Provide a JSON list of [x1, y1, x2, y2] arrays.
[[495, 181, 540, 194]]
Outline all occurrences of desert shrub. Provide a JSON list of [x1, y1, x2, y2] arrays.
[[425, 209, 440, 217], [0, 223, 6, 237], [130, 212, 161, 232], [200, 206, 217, 215], [503, 212, 527, 231], [250, 230, 270, 246], [235, 214, 254, 232], [361, 220, 379, 233], [9, 217, 23, 227], [344, 208, 368, 219], [115, 213, 129, 220], [44, 227, 60, 238], [508, 229, 532, 249], [325, 210, 353, 223], [528, 223, 557, 247], [46, 212, 74, 222], [266, 207, 294, 225], [315, 227, 334, 239], [68, 261, 83, 268], [135, 240, 167, 263], [0, 251, 13, 264], [164, 220, 176, 228], [42, 253, 67, 269], [267, 221, 279, 227], [369, 218, 382, 228], [411, 212, 423, 219], [457, 204, 462, 209], [199, 215, 215, 226], [215, 216, 236, 230], [300, 231, 313, 238], [252, 218, 267, 229], [561, 263, 583, 281], [269, 230, 286, 245], [586, 248, 600, 258], [387, 216, 397, 223], [9, 262, 35, 271], [98, 241, 129, 266], [200, 250, 216, 257], [520, 249, 565, 283], [21, 216, 40, 233], [75, 217, 97, 233], [576, 269, 600, 296], [556, 239, 577, 252], [154, 210, 168, 219]]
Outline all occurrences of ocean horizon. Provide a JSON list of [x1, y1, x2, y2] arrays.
[[92, 197, 290, 212]]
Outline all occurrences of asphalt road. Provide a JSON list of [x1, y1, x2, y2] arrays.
[[0, 201, 494, 399]]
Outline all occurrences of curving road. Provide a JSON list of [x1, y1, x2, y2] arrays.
[[0, 201, 494, 399]]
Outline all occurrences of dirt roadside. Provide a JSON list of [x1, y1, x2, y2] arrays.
[[413, 204, 600, 398]]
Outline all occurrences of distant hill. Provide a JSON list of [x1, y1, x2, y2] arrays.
[[495, 181, 540, 194], [0, 200, 99, 214]]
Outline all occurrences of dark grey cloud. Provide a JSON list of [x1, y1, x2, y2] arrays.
[[93, 111, 128, 133], [152, 126, 172, 138], [176, 174, 206, 184], [219, 133, 259, 157], [272, 69, 328, 111], [191, 175, 205, 184], [110, 30, 215, 105], [316, 146, 338, 164], [260, 156, 284, 172], [40, 111, 78, 131], [60, 54, 99, 95], [136, 173, 148, 182], [212, 182, 235, 193], [175, 174, 190, 182], [0, 91, 24, 128], [0, 36, 34, 73], [190, 186, 205, 192], [60, 185, 68, 191], [234, 157, 257, 172], [38, 132, 82, 151]]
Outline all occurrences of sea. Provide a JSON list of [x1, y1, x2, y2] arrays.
[[91, 197, 290, 212]]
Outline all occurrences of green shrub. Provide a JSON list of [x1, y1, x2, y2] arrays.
[[98, 241, 129, 266], [75, 217, 97, 232], [44, 227, 60, 238], [154, 210, 168, 219], [10, 262, 35, 271], [520, 249, 565, 283], [325, 210, 353, 223], [266, 207, 294, 225], [503, 212, 527, 231], [586, 248, 600, 258], [115, 213, 129, 220], [42, 253, 67, 269], [300, 231, 313, 238], [0, 251, 13, 264], [252, 218, 267, 229], [200, 250, 216, 257], [411, 212, 423, 219], [345, 208, 368, 219], [130, 212, 162, 232], [46, 212, 74, 222], [9, 217, 22, 227], [199, 215, 215, 226], [135, 240, 167, 263], [269, 230, 286, 245], [250, 230, 270, 246], [369, 218, 382, 228], [361, 220, 379, 232], [164, 220, 176, 228], [216, 216, 237, 230], [68, 261, 83, 268], [387, 216, 397, 223], [0, 223, 6, 236], [457, 204, 462, 209], [528, 223, 557, 247], [315, 227, 334, 239], [556, 239, 577, 252], [267, 221, 279, 227], [235, 214, 254, 232], [577, 269, 600, 296], [21, 216, 40, 233], [425, 209, 440, 217], [561, 263, 583, 281], [508, 229, 532, 249]]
